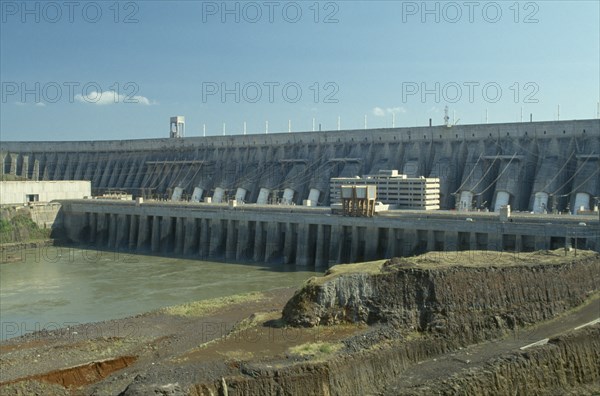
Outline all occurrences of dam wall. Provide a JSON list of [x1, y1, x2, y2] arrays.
[[58, 200, 599, 266], [1, 119, 599, 212]]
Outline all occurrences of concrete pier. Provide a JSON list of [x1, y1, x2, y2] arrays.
[[265, 222, 281, 263], [128, 215, 138, 250], [183, 218, 198, 256], [199, 219, 210, 258], [225, 219, 238, 261], [175, 217, 184, 255], [115, 214, 129, 249], [329, 224, 343, 264], [151, 216, 160, 253], [137, 215, 149, 250], [253, 221, 265, 262], [96, 214, 108, 246], [209, 220, 224, 259], [236, 221, 250, 261], [160, 217, 173, 254]]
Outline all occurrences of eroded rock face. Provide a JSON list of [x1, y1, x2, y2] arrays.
[[283, 272, 378, 327], [283, 252, 600, 344], [391, 326, 600, 396]]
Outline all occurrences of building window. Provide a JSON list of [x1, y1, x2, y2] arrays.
[[26, 194, 39, 203]]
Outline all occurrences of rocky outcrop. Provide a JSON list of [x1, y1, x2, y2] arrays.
[[283, 251, 600, 345]]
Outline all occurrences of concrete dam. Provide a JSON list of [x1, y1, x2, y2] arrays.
[[59, 200, 599, 267], [2, 119, 599, 266], [2, 119, 599, 213]]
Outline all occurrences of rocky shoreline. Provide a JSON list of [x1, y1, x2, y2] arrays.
[[0, 239, 55, 263], [1, 250, 599, 395]]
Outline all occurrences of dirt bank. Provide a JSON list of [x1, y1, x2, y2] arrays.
[[283, 250, 599, 345]]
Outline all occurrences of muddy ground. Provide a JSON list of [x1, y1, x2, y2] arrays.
[[0, 287, 371, 395]]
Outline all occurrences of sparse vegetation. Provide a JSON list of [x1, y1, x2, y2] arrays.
[[0, 213, 51, 244], [288, 341, 343, 359], [161, 292, 265, 317], [231, 311, 281, 333], [0, 218, 10, 233], [217, 349, 254, 360], [389, 249, 599, 269], [309, 260, 386, 286], [304, 250, 598, 285]]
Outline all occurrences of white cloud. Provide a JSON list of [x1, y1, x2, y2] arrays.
[[14, 102, 46, 107], [386, 106, 406, 114], [373, 107, 386, 117], [373, 106, 407, 117], [75, 90, 155, 106]]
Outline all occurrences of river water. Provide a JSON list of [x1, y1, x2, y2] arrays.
[[0, 246, 322, 340]]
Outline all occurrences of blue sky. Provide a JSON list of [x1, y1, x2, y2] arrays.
[[1, 0, 598, 141]]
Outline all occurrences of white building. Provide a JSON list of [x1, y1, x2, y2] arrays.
[[0, 181, 91, 205], [330, 170, 440, 210]]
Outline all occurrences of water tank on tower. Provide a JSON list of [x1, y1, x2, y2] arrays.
[[170, 116, 185, 138]]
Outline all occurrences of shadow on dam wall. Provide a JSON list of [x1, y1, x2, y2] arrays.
[[1, 119, 599, 213]]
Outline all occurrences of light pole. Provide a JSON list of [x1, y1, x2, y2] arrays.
[[575, 226, 578, 257], [594, 196, 600, 251]]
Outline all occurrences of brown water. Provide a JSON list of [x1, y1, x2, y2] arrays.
[[0, 246, 322, 340]]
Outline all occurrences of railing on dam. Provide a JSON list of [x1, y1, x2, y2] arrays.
[[58, 200, 600, 267]]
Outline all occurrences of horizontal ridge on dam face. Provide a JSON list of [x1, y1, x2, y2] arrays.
[[1, 119, 599, 212]]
